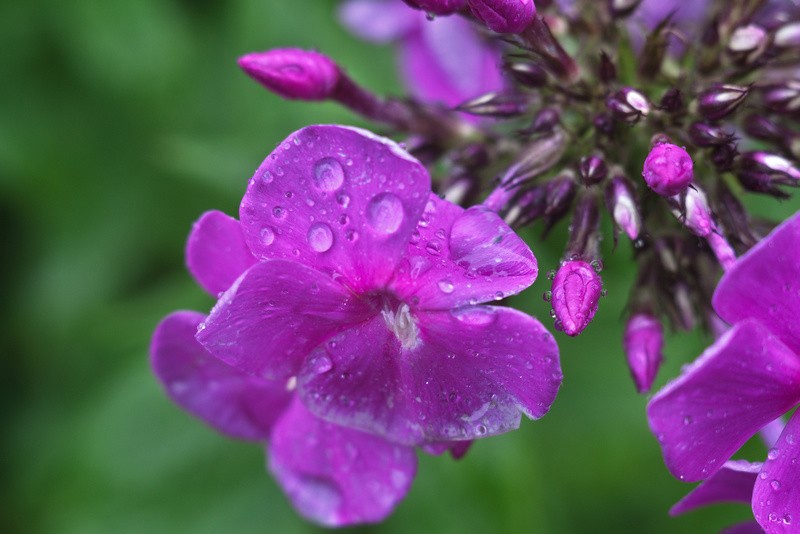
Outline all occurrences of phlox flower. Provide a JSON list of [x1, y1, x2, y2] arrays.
[[648, 210, 800, 533]]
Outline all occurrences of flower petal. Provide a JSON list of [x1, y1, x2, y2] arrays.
[[391, 196, 537, 310], [714, 210, 800, 354], [338, 0, 420, 43], [420, 440, 472, 459], [186, 210, 257, 296], [268, 399, 417, 527], [298, 305, 560, 445], [721, 522, 768, 534], [196, 259, 373, 380], [648, 319, 800, 482], [150, 311, 291, 440], [752, 410, 800, 533], [670, 460, 761, 516], [240, 125, 430, 293]]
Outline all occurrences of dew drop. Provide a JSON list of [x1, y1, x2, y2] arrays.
[[260, 226, 275, 246], [438, 279, 455, 294], [345, 229, 359, 242], [435, 228, 446, 240], [769, 448, 780, 460], [771, 480, 781, 490], [336, 192, 351, 208], [547, 269, 556, 280], [476, 424, 487, 435], [313, 355, 333, 374], [543, 291, 552, 302], [307, 222, 334, 252], [260, 169, 274, 184], [272, 206, 287, 219], [367, 193, 404, 234], [409, 256, 431, 279], [313, 157, 345, 191], [425, 241, 442, 255], [409, 229, 421, 245]]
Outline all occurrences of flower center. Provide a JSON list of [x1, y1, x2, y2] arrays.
[[381, 303, 421, 350]]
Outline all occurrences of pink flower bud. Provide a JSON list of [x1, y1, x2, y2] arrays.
[[238, 49, 340, 101], [605, 176, 641, 240], [551, 260, 602, 336], [623, 314, 663, 394], [672, 186, 714, 237], [642, 143, 693, 196], [402, 0, 466, 15], [468, 0, 536, 33]]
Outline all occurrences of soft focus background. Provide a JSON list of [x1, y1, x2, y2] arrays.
[[3, 1, 798, 533]]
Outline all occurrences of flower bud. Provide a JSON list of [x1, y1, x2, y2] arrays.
[[468, 0, 536, 33], [727, 24, 767, 56], [697, 84, 750, 121], [623, 313, 664, 394], [607, 0, 642, 19], [598, 51, 617, 83], [542, 173, 577, 231], [658, 88, 684, 113], [238, 49, 340, 101], [642, 142, 693, 196], [688, 122, 735, 147], [456, 92, 530, 118], [529, 107, 561, 134], [578, 155, 608, 186], [593, 113, 614, 136], [551, 260, 603, 336], [504, 185, 547, 228], [775, 21, 800, 48], [743, 114, 788, 143], [760, 80, 800, 114], [710, 142, 738, 172], [605, 175, 641, 240], [501, 128, 568, 188], [671, 186, 714, 237], [736, 170, 792, 198], [740, 151, 800, 181], [504, 60, 548, 87], [402, 0, 466, 15], [606, 88, 650, 123]]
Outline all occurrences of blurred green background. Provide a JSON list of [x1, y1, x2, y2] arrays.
[[2, 1, 798, 533]]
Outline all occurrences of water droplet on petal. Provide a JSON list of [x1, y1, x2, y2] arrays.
[[272, 206, 287, 219], [438, 279, 454, 294], [345, 229, 359, 242], [771, 480, 781, 490], [307, 222, 334, 252], [260, 169, 274, 184], [260, 226, 275, 245], [336, 192, 350, 208], [425, 241, 442, 255], [367, 193, 404, 234], [769, 448, 780, 460], [313, 157, 345, 191], [409, 256, 431, 279], [313, 355, 333, 374]]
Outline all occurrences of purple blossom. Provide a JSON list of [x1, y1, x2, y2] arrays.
[[647, 210, 800, 532], [339, 0, 504, 109], [642, 142, 693, 196], [239, 49, 340, 101], [550, 259, 602, 336]]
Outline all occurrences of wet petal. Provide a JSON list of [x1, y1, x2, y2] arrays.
[[268, 399, 417, 527], [338, 0, 420, 43], [714, 210, 800, 354], [648, 320, 800, 482], [752, 410, 800, 533], [196, 259, 373, 380], [391, 196, 537, 310], [298, 305, 560, 445], [150, 311, 291, 441], [721, 522, 768, 534], [186, 210, 257, 296], [240, 125, 430, 293], [670, 460, 760, 516]]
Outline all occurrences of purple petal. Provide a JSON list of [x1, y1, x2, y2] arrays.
[[268, 399, 417, 527], [714, 210, 800, 354], [670, 460, 761, 516], [421, 440, 472, 459], [186, 210, 257, 296], [338, 0, 420, 43], [648, 319, 800, 482], [240, 125, 430, 293], [752, 410, 800, 532], [150, 311, 291, 441], [390, 196, 537, 310], [196, 259, 373, 380], [399, 15, 503, 108], [298, 305, 561, 445], [722, 522, 769, 534]]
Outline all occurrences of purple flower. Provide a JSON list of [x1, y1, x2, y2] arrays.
[[339, 0, 504, 109], [238, 49, 341, 101], [550, 259, 602, 336], [642, 142, 693, 196], [647, 210, 800, 532]]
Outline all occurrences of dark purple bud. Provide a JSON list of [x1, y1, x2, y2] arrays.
[[455, 92, 530, 117], [775, 21, 800, 48], [658, 88, 684, 113], [606, 88, 650, 123], [642, 143, 693, 196], [579, 155, 608, 186], [542, 173, 577, 231], [402, 0, 466, 15], [501, 129, 568, 188], [468, 0, 536, 33], [688, 122, 735, 147], [598, 51, 617, 83], [727, 24, 768, 55], [529, 107, 561, 134], [736, 170, 792, 198], [697, 84, 750, 121], [519, 17, 580, 82], [238, 49, 340, 101], [623, 313, 663, 394], [743, 114, 788, 142], [504, 185, 547, 228], [593, 113, 614, 136], [505, 60, 548, 87], [710, 142, 738, 172], [760, 80, 800, 114], [607, 0, 642, 18], [565, 195, 601, 260], [454, 143, 490, 169], [441, 175, 479, 206], [739, 151, 800, 182], [605, 175, 641, 240], [551, 260, 603, 336]]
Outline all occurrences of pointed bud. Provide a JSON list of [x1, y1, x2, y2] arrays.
[[529, 107, 561, 134], [736, 170, 793, 198], [456, 92, 530, 118], [671, 186, 714, 237], [542, 173, 577, 231], [402, 0, 466, 15], [607, 0, 642, 19], [504, 186, 547, 228], [565, 195, 601, 260], [468, 0, 536, 33], [606, 88, 650, 123], [623, 313, 664, 394], [739, 151, 800, 182], [605, 175, 641, 240], [743, 114, 788, 143], [598, 51, 617, 83], [688, 122, 735, 147], [774, 21, 800, 48], [500, 129, 568, 188], [710, 142, 738, 172], [579, 155, 608, 186], [593, 113, 614, 136], [551, 260, 603, 336], [505, 60, 548, 87], [658, 88, 684, 113], [760, 80, 800, 114], [642, 142, 694, 196], [727, 24, 768, 56], [697, 84, 750, 121], [238, 49, 340, 101]]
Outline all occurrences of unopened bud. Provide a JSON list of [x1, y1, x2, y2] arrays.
[[739, 151, 800, 182], [671, 186, 715, 237], [775, 21, 800, 48], [642, 142, 694, 196], [697, 84, 750, 121], [658, 88, 684, 113], [710, 142, 738, 172], [579, 155, 608, 186], [608, 0, 642, 19], [623, 313, 663, 394], [598, 51, 617, 83], [606, 88, 651, 123], [468, 0, 535, 33], [737, 170, 793, 198], [504, 186, 547, 228], [402, 0, 466, 15], [238, 48, 340, 101], [727, 24, 767, 55], [501, 129, 568, 188], [760, 80, 800, 114], [743, 114, 788, 142], [551, 260, 603, 336], [688, 122, 735, 147], [505, 60, 548, 87], [605, 175, 641, 240], [456, 92, 530, 118], [593, 113, 615, 136], [529, 107, 561, 134]]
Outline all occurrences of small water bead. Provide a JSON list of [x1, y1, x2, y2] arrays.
[[313, 355, 333, 374], [425, 241, 442, 255], [307, 222, 334, 252], [275, 166, 285, 176], [409, 229, 421, 245], [284, 191, 294, 199], [409, 256, 431, 279], [336, 192, 350, 208], [434, 228, 446, 240], [273, 206, 287, 219], [345, 229, 359, 242], [590, 259, 603, 272], [261, 169, 274, 184], [769, 448, 780, 460], [338, 214, 349, 225], [771, 480, 782, 490], [683, 416, 693, 425], [476, 424, 487, 435], [367, 193, 404, 234], [438, 279, 455, 294], [313, 157, 345, 191], [543, 291, 552, 302], [547, 269, 556, 280], [260, 226, 275, 246]]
